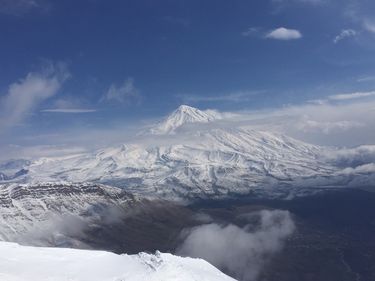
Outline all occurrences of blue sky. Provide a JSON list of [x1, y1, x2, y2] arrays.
[[1, 0, 375, 158]]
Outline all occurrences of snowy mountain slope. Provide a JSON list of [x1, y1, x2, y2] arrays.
[[0, 182, 136, 243], [16, 128, 337, 200], [0, 105, 369, 201], [0, 242, 236, 281], [0, 160, 30, 181]]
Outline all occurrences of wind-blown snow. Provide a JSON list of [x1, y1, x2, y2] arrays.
[[0, 242, 236, 281]]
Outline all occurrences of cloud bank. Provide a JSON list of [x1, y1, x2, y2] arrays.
[[229, 91, 375, 147], [324, 145, 375, 168], [177, 210, 295, 281]]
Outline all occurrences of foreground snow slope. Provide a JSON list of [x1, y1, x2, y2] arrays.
[[0, 242, 236, 281]]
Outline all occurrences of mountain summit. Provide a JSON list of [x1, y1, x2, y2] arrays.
[[150, 105, 221, 134]]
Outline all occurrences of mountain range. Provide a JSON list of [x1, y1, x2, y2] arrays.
[[0, 105, 374, 201]]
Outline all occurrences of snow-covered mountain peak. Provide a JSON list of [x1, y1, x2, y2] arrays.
[[176, 104, 197, 112], [150, 105, 221, 135]]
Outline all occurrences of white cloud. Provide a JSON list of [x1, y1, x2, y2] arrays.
[[325, 145, 375, 187], [209, 91, 375, 146], [241, 27, 260, 37], [296, 119, 363, 134], [328, 90, 375, 100], [265, 27, 302, 40], [0, 144, 88, 161], [357, 76, 375, 83], [0, 63, 69, 131], [324, 145, 375, 167], [333, 29, 357, 43], [342, 3, 375, 35], [340, 163, 375, 175], [310, 91, 375, 103], [40, 108, 96, 113], [363, 19, 375, 33], [102, 78, 141, 104], [177, 210, 295, 281]]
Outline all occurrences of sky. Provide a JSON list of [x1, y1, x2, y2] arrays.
[[1, 0, 375, 159]]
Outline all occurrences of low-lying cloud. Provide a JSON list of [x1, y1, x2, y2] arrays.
[[11, 204, 128, 248], [324, 145, 375, 168], [296, 119, 363, 134], [177, 210, 295, 281], [230, 95, 375, 147], [14, 213, 89, 247]]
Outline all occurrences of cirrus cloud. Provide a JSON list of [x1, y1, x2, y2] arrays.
[[328, 90, 375, 100], [101, 78, 141, 105], [241, 27, 260, 37], [40, 108, 96, 113], [0, 62, 70, 132], [363, 19, 375, 33], [333, 29, 357, 43]]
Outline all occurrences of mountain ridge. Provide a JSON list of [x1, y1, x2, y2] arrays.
[[0, 105, 373, 201]]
